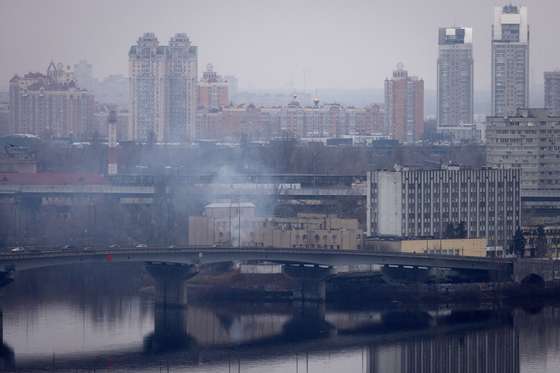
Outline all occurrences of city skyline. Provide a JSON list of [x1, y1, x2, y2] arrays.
[[1, 0, 559, 100], [2, 2, 560, 371]]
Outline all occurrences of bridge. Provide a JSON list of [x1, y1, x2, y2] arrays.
[[0, 247, 512, 272], [0, 247, 520, 303]]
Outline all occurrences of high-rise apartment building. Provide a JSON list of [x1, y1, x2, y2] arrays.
[[491, 5, 529, 116], [437, 27, 473, 128], [129, 33, 198, 142], [73, 60, 96, 92], [367, 166, 521, 253], [9, 62, 95, 139], [198, 64, 229, 110], [544, 71, 560, 115], [224, 75, 238, 104], [0, 92, 9, 136], [384, 64, 424, 143], [486, 108, 560, 192]]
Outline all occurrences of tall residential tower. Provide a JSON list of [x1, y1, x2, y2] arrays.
[[384, 64, 424, 143], [128, 33, 198, 142], [491, 5, 529, 116], [437, 27, 473, 128]]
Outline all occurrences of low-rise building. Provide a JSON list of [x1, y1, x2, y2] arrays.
[[188, 202, 362, 249], [0, 134, 40, 173], [365, 236, 487, 257], [437, 123, 482, 143], [522, 224, 560, 257]]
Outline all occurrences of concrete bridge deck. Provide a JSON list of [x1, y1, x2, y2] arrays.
[[0, 247, 513, 273]]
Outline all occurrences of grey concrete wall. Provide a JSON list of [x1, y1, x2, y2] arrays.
[[513, 259, 560, 283]]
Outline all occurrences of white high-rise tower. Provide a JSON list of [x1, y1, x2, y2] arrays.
[[437, 27, 473, 128], [491, 5, 529, 116]]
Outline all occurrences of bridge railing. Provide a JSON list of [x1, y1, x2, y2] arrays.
[[0, 245, 516, 264]]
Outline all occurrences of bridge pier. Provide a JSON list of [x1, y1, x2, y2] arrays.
[[0, 271, 14, 289], [283, 264, 333, 303], [144, 303, 196, 354], [145, 263, 198, 306], [0, 309, 14, 370], [282, 301, 335, 340]]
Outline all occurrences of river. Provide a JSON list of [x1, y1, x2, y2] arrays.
[[0, 263, 559, 372]]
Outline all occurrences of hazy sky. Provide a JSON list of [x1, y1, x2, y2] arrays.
[[1, 0, 559, 94]]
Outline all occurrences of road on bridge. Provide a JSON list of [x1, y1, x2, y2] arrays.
[[0, 247, 514, 273]]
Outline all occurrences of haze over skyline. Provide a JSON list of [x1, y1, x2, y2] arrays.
[[1, 0, 559, 101]]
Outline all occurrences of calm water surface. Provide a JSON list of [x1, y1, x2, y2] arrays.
[[0, 264, 559, 372]]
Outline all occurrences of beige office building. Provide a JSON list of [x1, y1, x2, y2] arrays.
[[365, 237, 487, 257], [189, 202, 361, 250]]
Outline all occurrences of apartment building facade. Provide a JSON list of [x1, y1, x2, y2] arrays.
[[367, 167, 522, 254], [9, 62, 95, 139], [384, 64, 424, 143], [437, 27, 474, 128], [491, 5, 529, 116], [129, 33, 198, 142], [486, 108, 560, 192]]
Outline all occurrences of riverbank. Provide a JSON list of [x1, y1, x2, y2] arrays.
[[186, 271, 560, 305]]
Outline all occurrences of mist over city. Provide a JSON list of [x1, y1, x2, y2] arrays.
[[1, 1, 560, 372]]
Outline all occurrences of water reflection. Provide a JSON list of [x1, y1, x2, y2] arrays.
[[144, 301, 335, 356], [0, 265, 557, 372], [143, 304, 194, 354], [0, 317, 15, 371], [366, 326, 518, 373]]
